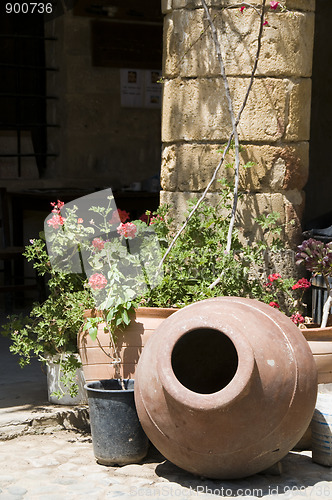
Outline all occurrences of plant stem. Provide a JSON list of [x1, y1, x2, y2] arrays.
[[201, 1, 240, 254], [321, 276, 332, 328]]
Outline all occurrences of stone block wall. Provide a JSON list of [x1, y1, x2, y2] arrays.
[[160, 0, 315, 249]]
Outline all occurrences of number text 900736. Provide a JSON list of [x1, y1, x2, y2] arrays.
[[5, 3, 53, 14]]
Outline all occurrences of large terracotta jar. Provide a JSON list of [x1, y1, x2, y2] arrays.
[[135, 297, 317, 479], [302, 325, 332, 384], [78, 307, 176, 383]]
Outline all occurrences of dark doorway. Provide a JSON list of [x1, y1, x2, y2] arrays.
[[304, 1, 332, 226]]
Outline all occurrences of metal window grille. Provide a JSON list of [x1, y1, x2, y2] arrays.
[[0, 15, 58, 178]]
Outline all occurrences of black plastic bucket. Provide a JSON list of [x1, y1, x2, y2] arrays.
[[85, 379, 148, 465]]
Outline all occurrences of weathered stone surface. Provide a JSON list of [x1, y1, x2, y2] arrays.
[[160, 189, 304, 247], [164, 9, 314, 78], [162, 0, 173, 14], [162, 77, 311, 142], [285, 0, 315, 10], [171, 0, 315, 11], [172, 0, 260, 8], [285, 79, 312, 141], [161, 142, 309, 192]]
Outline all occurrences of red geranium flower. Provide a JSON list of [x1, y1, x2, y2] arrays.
[[117, 222, 137, 239], [268, 273, 281, 283], [149, 215, 164, 225], [92, 238, 105, 251], [47, 213, 65, 229], [88, 273, 107, 290], [140, 213, 149, 224], [269, 301, 280, 308], [292, 278, 311, 290], [291, 313, 305, 325], [110, 209, 130, 225]]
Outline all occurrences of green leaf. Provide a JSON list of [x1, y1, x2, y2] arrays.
[[88, 326, 98, 342], [122, 309, 130, 325]]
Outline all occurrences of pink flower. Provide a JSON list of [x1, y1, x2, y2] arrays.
[[268, 273, 281, 283], [291, 313, 305, 325], [110, 209, 130, 225], [149, 215, 164, 225], [292, 278, 311, 290], [240, 6, 245, 13], [50, 200, 64, 212], [47, 213, 65, 229], [92, 238, 105, 251], [49, 200, 65, 228], [117, 222, 137, 239], [118, 209, 130, 223], [88, 273, 107, 290], [269, 301, 280, 308], [270, 1, 279, 9], [263, 20, 269, 26], [77, 218, 83, 224]]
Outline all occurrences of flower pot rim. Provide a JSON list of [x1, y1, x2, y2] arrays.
[[302, 326, 332, 341], [85, 378, 134, 393], [83, 306, 178, 319]]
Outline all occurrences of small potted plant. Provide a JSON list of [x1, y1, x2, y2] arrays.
[[263, 238, 332, 384], [295, 238, 332, 328], [294, 238, 332, 384], [42, 190, 166, 465], [0, 235, 94, 404], [1, 183, 291, 463]]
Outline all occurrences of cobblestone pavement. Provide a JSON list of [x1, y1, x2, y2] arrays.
[[0, 429, 332, 500], [1, 314, 332, 499]]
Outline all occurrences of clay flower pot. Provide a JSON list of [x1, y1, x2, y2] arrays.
[[77, 307, 176, 383], [135, 297, 317, 479], [302, 323, 332, 384], [45, 353, 87, 405]]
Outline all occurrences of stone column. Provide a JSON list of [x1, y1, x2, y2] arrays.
[[160, 0, 315, 248]]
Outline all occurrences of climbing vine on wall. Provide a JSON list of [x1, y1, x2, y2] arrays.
[[160, 1, 294, 276]]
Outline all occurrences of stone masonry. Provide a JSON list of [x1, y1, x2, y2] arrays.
[[160, 0, 315, 248]]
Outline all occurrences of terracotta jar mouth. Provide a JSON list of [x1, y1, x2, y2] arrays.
[[158, 323, 255, 411]]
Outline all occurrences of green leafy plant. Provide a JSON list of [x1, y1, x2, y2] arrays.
[[261, 273, 312, 324], [142, 184, 287, 309], [1, 182, 290, 395], [296, 239, 332, 328], [1, 236, 94, 398]]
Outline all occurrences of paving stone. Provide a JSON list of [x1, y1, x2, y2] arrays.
[[6, 488, 27, 496], [0, 429, 331, 499]]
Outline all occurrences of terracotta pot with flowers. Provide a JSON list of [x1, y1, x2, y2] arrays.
[[2, 181, 296, 404], [43, 186, 287, 465], [295, 238, 332, 384], [264, 238, 332, 384], [44, 184, 289, 387], [0, 232, 94, 404], [42, 190, 173, 464], [42, 191, 176, 387]]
